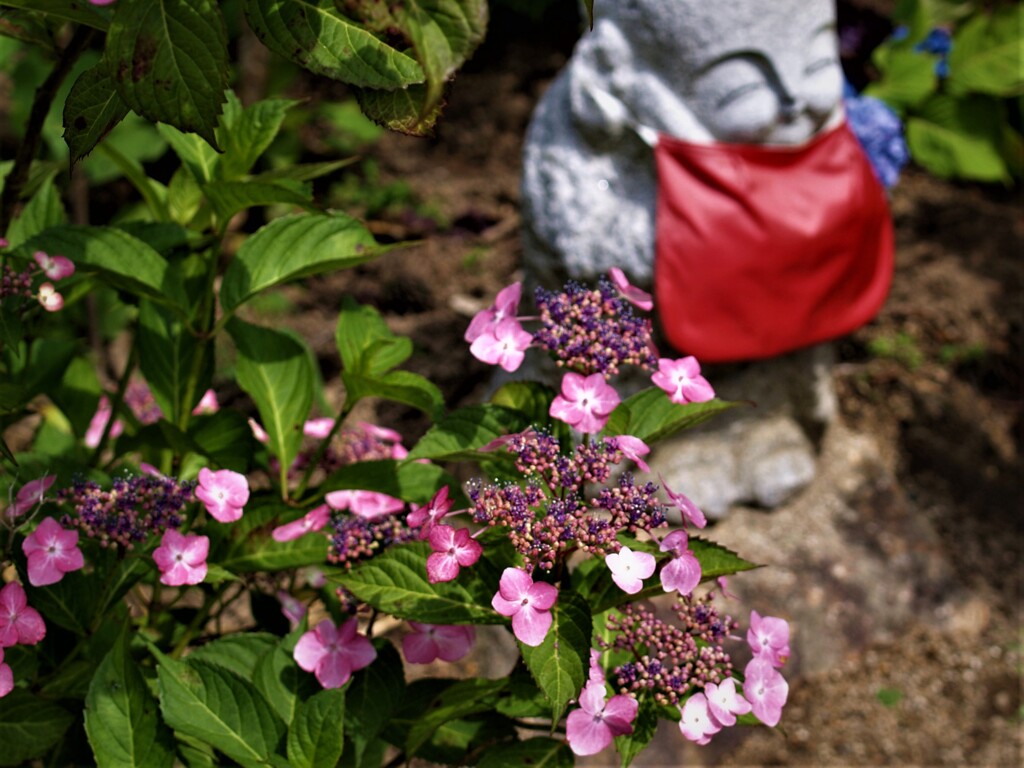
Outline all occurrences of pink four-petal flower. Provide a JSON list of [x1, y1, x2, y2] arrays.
[[490, 567, 558, 647], [605, 546, 656, 594], [152, 529, 209, 586], [704, 677, 752, 727], [464, 282, 522, 342], [658, 529, 702, 596], [407, 486, 454, 540], [651, 356, 715, 405], [272, 504, 331, 542], [426, 525, 483, 583], [549, 372, 620, 434], [22, 517, 84, 587], [33, 251, 75, 280], [566, 680, 638, 756], [0, 581, 46, 647], [293, 617, 377, 689], [661, 476, 707, 529], [195, 468, 249, 523], [402, 622, 476, 664], [679, 692, 722, 745], [608, 267, 653, 311], [747, 610, 791, 667], [7, 475, 56, 519], [743, 657, 789, 727], [325, 489, 404, 519], [469, 317, 533, 372]]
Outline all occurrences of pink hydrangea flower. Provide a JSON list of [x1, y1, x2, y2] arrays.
[[605, 546, 656, 594], [277, 590, 306, 630], [195, 468, 249, 523], [0, 581, 46, 647], [152, 529, 209, 586], [658, 529, 702, 596], [84, 395, 124, 448], [0, 647, 12, 698], [22, 517, 84, 587], [303, 418, 335, 439], [272, 504, 330, 542], [7, 475, 56, 518], [191, 389, 220, 415], [747, 610, 791, 667], [37, 282, 64, 312], [660, 476, 707, 529], [609, 435, 650, 473], [469, 317, 533, 372], [293, 617, 376, 689], [679, 692, 722, 745], [325, 489, 404, 519], [248, 418, 269, 444], [407, 486, 454, 540], [651, 356, 715, 405], [743, 657, 789, 727], [549, 372, 620, 434], [704, 677, 752, 727], [588, 648, 606, 684], [464, 282, 522, 342], [490, 567, 558, 647], [608, 267, 653, 311], [426, 525, 482, 583], [566, 680, 638, 756], [33, 251, 75, 281], [402, 622, 476, 664]]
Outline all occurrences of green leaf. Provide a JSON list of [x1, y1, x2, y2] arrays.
[[906, 94, 1010, 181], [64, 61, 130, 164], [947, 6, 1024, 97], [489, 380, 557, 424], [106, 0, 229, 148], [14, 226, 187, 311], [405, 678, 506, 756], [354, 82, 443, 136], [0, 0, 110, 30], [343, 369, 445, 419], [519, 590, 592, 723], [493, 669, 550, 719], [322, 458, 467, 507], [222, 531, 328, 572], [203, 180, 315, 224], [188, 410, 255, 473], [614, 695, 659, 768], [331, 542, 499, 624], [167, 166, 204, 225], [242, 0, 425, 89], [254, 158, 358, 184], [85, 629, 175, 768], [186, 634, 278, 680], [254, 638, 320, 726], [286, 688, 345, 768], [0, 689, 75, 766], [138, 298, 210, 425], [26, 568, 98, 635], [155, 654, 286, 768], [477, 737, 573, 768], [227, 317, 314, 478], [864, 47, 937, 111], [216, 93, 298, 179], [220, 213, 378, 313], [335, 297, 411, 374], [343, 640, 404, 767], [407, 403, 531, 462], [4, 175, 65, 247], [157, 123, 219, 183], [603, 390, 744, 444]]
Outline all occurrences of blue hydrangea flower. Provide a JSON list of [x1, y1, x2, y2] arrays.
[[915, 27, 953, 78], [844, 81, 910, 189]]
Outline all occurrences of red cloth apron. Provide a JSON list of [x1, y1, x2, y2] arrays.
[[654, 120, 894, 363]]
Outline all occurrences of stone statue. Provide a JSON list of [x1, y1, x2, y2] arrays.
[[520, 0, 891, 515]]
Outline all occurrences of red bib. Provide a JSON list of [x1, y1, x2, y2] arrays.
[[654, 120, 894, 363]]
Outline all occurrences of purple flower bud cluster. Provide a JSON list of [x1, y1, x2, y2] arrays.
[[533, 278, 657, 377], [326, 514, 418, 569], [470, 431, 667, 571], [0, 248, 75, 312], [602, 596, 738, 707], [281, 423, 400, 482], [57, 473, 195, 549], [0, 262, 34, 302]]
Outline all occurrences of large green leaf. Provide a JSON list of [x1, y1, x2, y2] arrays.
[[64, 61, 131, 164], [4, 174, 65, 246], [286, 688, 346, 768], [242, 0, 424, 89], [0, 689, 75, 766], [222, 531, 329, 572], [203, 180, 315, 224], [603, 390, 743, 444], [864, 46, 937, 112], [342, 640, 405, 768], [407, 403, 531, 462], [220, 213, 378, 313], [0, 0, 110, 30], [84, 630, 175, 768], [947, 6, 1024, 97], [519, 590, 592, 723], [216, 93, 298, 179], [906, 94, 1009, 181], [253, 638, 320, 726], [188, 410, 255, 473], [227, 317, 314, 479], [138, 298, 210, 426], [155, 654, 286, 768], [477, 737, 573, 768], [185, 633, 278, 680], [343, 369, 444, 419], [331, 542, 499, 624], [105, 0, 229, 148], [405, 678, 506, 757], [157, 123, 219, 183], [26, 568, 98, 635], [15, 226, 187, 311]]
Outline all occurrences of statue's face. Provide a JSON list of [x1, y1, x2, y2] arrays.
[[605, 0, 843, 143]]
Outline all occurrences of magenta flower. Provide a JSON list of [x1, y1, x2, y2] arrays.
[[609, 435, 650, 473], [402, 622, 476, 664], [293, 617, 377, 689], [660, 476, 707, 529], [490, 567, 558, 647], [679, 692, 722, 745], [407, 486, 454, 540], [605, 546, 656, 594], [303, 418, 334, 439], [0, 581, 46, 647], [191, 389, 220, 415], [357, 421, 403, 444], [22, 517, 84, 587], [37, 283, 64, 312], [608, 267, 653, 311], [152, 529, 209, 586], [325, 489, 404, 519], [88, 0, 117, 6], [33, 251, 75, 281], [426, 525, 483, 583], [743, 657, 789, 727], [566, 680, 638, 756], [84, 395, 123, 448], [464, 281, 522, 342], [704, 677, 752, 727], [658, 530, 702, 596], [469, 317, 533, 372], [7, 475, 56, 518], [195, 468, 249, 523], [248, 418, 269, 444], [651, 356, 715, 405], [549, 372, 620, 434], [747, 610, 791, 667], [588, 648, 606, 684], [272, 504, 331, 542], [0, 647, 12, 698], [277, 590, 306, 630]]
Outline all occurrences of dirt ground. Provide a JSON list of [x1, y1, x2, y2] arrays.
[[284, 9, 1023, 767]]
